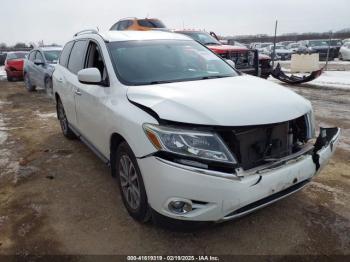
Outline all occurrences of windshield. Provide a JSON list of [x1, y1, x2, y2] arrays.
[[6, 52, 28, 60], [137, 19, 166, 28], [260, 43, 272, 48], [179, 32, 221, 45], [274, 45, 287, 50], [330, 40, 342, 46], [309, 40, 328, 47], [289, 44, 299, 48], [108, 40, 238, 86], [43, 50, 61, 64]]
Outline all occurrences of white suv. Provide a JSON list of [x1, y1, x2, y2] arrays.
[[53, 29, 340, 225]]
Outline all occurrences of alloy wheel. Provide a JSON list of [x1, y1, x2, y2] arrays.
[[118, 154, 141, 210]]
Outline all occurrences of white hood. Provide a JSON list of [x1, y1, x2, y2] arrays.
[[127, 75, 311, 126]]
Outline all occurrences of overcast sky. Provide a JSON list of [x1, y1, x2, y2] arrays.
[[1, 0, 349, 45]]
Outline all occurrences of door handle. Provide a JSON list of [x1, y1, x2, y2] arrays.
[[75, 89, 82, 96], [57, 78, 63, 83]]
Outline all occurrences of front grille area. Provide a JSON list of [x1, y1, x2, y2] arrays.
[[219, 115, 309, 170], [220, 50, 256, 70]]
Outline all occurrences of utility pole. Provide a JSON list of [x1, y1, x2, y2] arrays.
[[325, 31, 332, 71], [272, 20, 278, 68]]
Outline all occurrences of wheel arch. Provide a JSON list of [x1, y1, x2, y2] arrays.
[[110, 132, 127, 177]]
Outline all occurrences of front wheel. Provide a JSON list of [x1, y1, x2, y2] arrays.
[[339, 53, 343, 61], [115, 142, 151, 223]]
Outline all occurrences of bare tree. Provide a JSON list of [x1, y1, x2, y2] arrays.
[[14, 42, 27, 48]]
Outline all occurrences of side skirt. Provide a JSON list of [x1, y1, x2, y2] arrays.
[[68, 123, 110, 167]]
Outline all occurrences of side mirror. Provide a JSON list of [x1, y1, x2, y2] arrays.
[[78, 68, 102, 85], [226, 59, 236, 68], [34, 59, 44, 65]]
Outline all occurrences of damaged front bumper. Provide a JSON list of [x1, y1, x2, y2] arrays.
[[271, 63, 324, 85], [137, 127, 340, 222]]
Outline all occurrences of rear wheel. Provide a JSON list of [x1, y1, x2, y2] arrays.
[[24, 73, 36, 91], [56, 98, 76, 139], [115, 142, 151, 223]]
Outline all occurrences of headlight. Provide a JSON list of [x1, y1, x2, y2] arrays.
[[143, 124, 236, 164]]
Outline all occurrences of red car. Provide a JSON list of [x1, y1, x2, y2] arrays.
[[175, 30, 272, 78], [5, 51, 28, 81]]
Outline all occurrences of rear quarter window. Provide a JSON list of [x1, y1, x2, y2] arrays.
[[59, 41, 74, 67], [28, 51, 36, 61]]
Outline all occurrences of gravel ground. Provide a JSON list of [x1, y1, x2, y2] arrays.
[[0, 80, 349, 257]]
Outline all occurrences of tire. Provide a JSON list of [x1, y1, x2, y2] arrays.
[[56, 98, 76, 139], [115, 142, 151, 223], [24, 73, 36, 91], [45, 77, 53, 98], [339, 53, 343, 61]]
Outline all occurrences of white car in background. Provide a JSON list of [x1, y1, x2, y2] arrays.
[[53, 29, 339, 226], [339, 42, 350, 60], [287, 42, 301, 53]]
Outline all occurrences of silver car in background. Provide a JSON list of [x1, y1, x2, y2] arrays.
[[24, 46, 62, 96]]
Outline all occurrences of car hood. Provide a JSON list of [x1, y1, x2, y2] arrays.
[[275, 49, 292, 54], [311, 46, 332, 51], [127, 75, 311, 126], [207, 44, 248, 53]]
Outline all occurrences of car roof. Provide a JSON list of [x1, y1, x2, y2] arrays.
[[36, 46, 62, 51], [7, 51, 28, 54], [76, 30, 191, 42]]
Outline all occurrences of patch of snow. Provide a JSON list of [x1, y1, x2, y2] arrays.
[[0, 66, 6, 81], [35, 111, 56, 119], [0, 100, 19, 178], [0, 102, 8, 145], [307, 71, 350, 90], [269, 71, 350, 91]]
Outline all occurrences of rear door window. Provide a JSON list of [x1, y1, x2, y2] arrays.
[[67, 40, 88, 74], [59, 41, 74, 67]]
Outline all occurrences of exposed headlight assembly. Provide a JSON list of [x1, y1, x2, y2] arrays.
[[306, 110, 316, 139], [143, 124, 236, 164]]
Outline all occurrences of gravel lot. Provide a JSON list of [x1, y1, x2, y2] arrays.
[[0, 80, 349, 256]]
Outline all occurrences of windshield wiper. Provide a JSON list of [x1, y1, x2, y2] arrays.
[[200, 75, 231, 80], [204, 42, 220, 45], [149, 80, 174, 85]]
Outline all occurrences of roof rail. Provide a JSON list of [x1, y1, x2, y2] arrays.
[[74, 29, 98, 37]]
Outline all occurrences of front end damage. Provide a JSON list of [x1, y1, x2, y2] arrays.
[[138, 115, 339, 221], [156, 115, 339, 179], [127, 75, 339, 221], [137, 117, 339, 221]]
